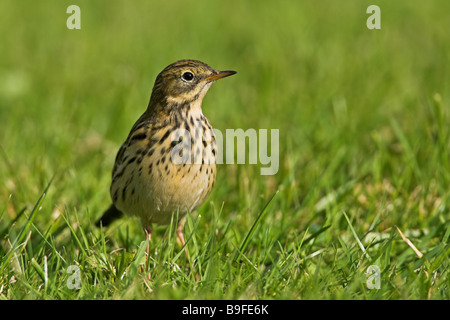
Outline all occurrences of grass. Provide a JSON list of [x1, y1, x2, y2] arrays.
[[0, 0, 449, 300]]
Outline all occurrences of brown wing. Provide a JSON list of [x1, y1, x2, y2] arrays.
[[111, 115, 154, 181]]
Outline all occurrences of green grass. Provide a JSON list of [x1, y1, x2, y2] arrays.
[[0, 0, 449, 300]]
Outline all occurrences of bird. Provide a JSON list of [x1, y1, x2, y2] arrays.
[[96, 59, 236, 269]]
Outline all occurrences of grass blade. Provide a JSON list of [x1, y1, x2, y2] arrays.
[[234, 190, 279, 261], [1, 177, 53, 273], [342, 210, 371, 260]]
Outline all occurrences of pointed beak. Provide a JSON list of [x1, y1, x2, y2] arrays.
[[204, 70, 237, 82]]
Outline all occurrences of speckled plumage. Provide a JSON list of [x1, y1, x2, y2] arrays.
[[110, 95, 217, 229], [97, 60, 236, 259]]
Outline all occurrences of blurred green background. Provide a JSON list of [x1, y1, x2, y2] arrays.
[[0, 0, 449, 299], [1, 0, 448, 214], [1, 0, 448, 203]]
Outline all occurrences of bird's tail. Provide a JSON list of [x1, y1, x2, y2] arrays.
[[96, 204, 123, 227]]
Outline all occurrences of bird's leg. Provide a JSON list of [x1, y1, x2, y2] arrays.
[[177, 228, 189, 260], [177, 216, 190, 261], [176, 216, 189, 260], [143, 224, 153, 277], [177, 216, 199, 280]]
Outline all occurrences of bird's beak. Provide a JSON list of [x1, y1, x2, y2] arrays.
[[204, 70, 237, 82]]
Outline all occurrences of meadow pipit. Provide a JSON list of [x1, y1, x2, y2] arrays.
[[96, 59, 236, 265]]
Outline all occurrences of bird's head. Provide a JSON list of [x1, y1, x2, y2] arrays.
[[148, 59, 236, 112]]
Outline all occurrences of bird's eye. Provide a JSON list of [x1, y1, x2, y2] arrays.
[[182, 71, 194, 82]]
